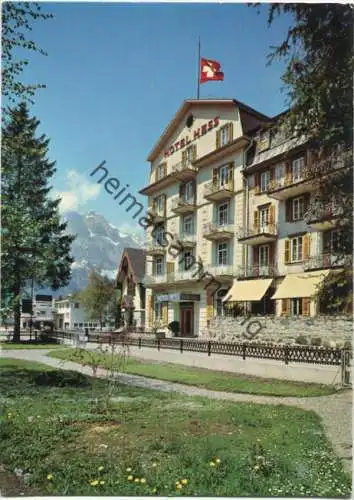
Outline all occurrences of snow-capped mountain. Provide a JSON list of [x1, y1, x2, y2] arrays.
[[55, 210, 144, 294]]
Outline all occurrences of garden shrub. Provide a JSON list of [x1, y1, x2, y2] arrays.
[[310, 337, 322, 347], [295, 335, 308, 345]]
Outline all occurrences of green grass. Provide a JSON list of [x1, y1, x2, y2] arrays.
[[0, 358, 350, 497], [49, 347, 337, 397], [1, 343, 63, 350]]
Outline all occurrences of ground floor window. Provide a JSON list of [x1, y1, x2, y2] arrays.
[[291, 298, 302, 316], [281, 297, 310, 316], [215, 289, 228, 316]]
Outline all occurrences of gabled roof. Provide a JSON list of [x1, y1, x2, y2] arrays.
[[147, 98, 271, 162], [117, 247, 146, 284]]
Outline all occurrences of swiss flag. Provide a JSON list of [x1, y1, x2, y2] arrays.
[[200, 57, 224, 83]]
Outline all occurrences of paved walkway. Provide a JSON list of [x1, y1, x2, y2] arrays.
[[1, 348, 352, 474]]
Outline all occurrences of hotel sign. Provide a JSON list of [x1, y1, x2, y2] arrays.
[[164, 117, 220, 158]]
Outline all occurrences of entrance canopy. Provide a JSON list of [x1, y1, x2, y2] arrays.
[[271, 270, 330, 300], [222, 279, 273, 302]]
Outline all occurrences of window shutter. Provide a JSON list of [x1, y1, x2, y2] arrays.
[[163, 194, 167, 216], [269, 167, 275, 183], [148, 296, 154, 324], [253, 210, 259, 231], [254, 172, 260, 194], [303, 234, 311, 261], [167, 262, 175, 276], [192, 145, 197, 161], [152, 198, 156, 212], [302, 298, 310, 316], [228, 122, 233, 142], [269, 244, 274, 266], [269, 205, 275, 226], [163, 163, 167, 176], [228, 163, 234, 188], [253, 246, 259, 269], [212, 167, 218, 185], [216, 130, 221, 149], [179, 183, 185, 198], [281, 299, 290, 316], [285, 199, 292, 222], [284, 239, 291, 264], [206, 288, 214, 319], [162, 303, 168, 324], [285, 161, 292, 183], [182, 150, 187, 166], [323, 231, 331, 253]]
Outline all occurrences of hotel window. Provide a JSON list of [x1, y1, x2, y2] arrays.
[[154, 224, 165, 245], [292, 196, 305, 221], [155, 194, 165, 216], [182, 250, 194, 271], [217, 202, 229, 226], [275, 163, 285, 186], [260, 171, 270, 192], [291, 298, 303, 316], [219, 123, 233, 147], [292, 157, 304, 182], [217, 242, 229, 266], [74, 302, 79, 309], [259, 206, 269, 229], [156, 163, 166, 181], [154, 256, 164, 275], [184, 180, 194, 202], [183, 214, 193, 235], [184, 145, 196, 165], [259, 245, 269, 268], [219, 164, 230, 186]]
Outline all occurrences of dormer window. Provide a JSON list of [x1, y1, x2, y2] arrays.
[[260, 171, 270, 192]]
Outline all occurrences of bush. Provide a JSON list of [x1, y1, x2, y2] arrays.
[[310, 337, 322, 347], [295, 335, 308, 345], [343, 340, 352, 350]]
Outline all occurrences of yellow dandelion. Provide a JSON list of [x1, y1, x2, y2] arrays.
[[181, 479, 188, 485], [176, 481, 181, 485], [99, 481, 105, 485], [98, 466, 104, 472], [126, 467, 132, 472], [90, 480, 99, 486], [140, 478, 146, 484], [209, 461, 216, 467], [215, 458, 221, 464], [127, 475, 134, 481], [47, 474, 53, 481], [134, 478, 140, 483], [176, 484, 182, 490]]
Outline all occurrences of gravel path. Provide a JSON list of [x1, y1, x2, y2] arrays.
[[2, 348, 352, 473]]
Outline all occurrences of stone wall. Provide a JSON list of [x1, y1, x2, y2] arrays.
[[200, 315, 353, 348]]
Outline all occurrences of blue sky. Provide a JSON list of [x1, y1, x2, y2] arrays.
[[22, 2, 292, 235]]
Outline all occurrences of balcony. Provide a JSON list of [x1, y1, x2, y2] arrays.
[[203, 222, 234, 241], [171, 269, 197, 283], [145, 241, 166, 256], [148, 207, 166, 223], [305, 203, 343, 231], [304, 253, 349, 271], [171, 159, 197, 180], [144, 273, 167, 287], [204, 180, 234, 202], [266, 173, 314, 200], [171, 196, 197, 215], [177, 232, 197, 248], [238, 223, 278, 245], [236, 264, 278, 279], [203, 265, 235, 281]]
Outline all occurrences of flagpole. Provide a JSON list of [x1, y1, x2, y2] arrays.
[[197, 37, 201, 99]]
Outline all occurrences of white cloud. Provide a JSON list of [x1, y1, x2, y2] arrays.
[[55, 169, 101, 213]]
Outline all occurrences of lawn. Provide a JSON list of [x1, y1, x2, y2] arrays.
[[1, 343, 63, 350], [0, 358, 350, 497], [49, 347, 337, 397]]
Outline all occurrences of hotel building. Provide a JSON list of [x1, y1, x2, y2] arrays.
[[139, 99, 346, 337]]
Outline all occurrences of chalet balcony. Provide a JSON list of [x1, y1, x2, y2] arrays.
[[238, 223, 278, 245], [171, 196, 197, 215], [203, 265, 235, 281], [177, 231, 197, 247], [236, 264, 278, 279], [204, 180, 235, 202], [145, 241, 166, 256], [304, 253, 349, 271], [171, 159, 198, 180], [203, 222, 234, 241], [266, 173, 314, 200], [305, 203, 343, 231]]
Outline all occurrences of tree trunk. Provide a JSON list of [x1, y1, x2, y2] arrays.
[[12, 279, 21, 342]]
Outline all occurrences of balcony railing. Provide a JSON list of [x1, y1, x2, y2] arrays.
[[238, 223, 278, 240], [304, 253, 348, 271], [145, 241, 166, 255], [144, 273, 167, 286], [237, 264, 278, 279], [171, 196, 197, 213], [305, 202, 343, 224], [171, 159, 197, 178], [204, 180, 234, 200], [203, 222, 234, 240], [204, 265, 235, 278], [177, 232, 197, 246]]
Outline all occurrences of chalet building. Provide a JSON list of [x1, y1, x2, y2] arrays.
[[139, 98, 347, 337], [116, 248, 146, 329]]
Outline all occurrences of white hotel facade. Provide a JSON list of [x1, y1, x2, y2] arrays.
[[139, 99, 344, 337]]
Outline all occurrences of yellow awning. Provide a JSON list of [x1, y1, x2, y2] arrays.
[[271, 270, 330, 300], [223, 279, 273, 302]]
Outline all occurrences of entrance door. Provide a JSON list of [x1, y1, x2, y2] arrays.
[[180, 302, 194, 337]]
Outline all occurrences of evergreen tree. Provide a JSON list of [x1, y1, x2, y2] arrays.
[[263, 4, 353, 311], [1, 103, 75, 341]]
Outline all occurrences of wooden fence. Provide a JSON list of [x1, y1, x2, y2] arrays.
[[51, 330, 350, 368]]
